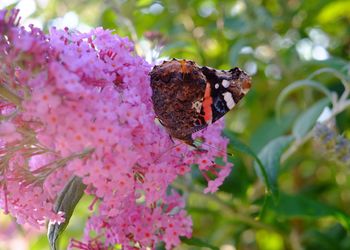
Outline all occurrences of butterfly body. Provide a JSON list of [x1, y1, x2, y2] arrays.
[[150, 59, 251, 147]]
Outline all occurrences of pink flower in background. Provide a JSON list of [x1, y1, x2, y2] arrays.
[[0, 8, 232, 249]]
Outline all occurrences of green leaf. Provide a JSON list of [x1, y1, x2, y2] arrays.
[[47, 176, 86, 250], [307, 67, 350, 89], [180, 237, 219, 250], [224, 130, 272, 193], [265, 192, 350, 229], [250, 112, 296, 152], [292, 98, 330, 139], [254, 135, 294, 197], [276, 79, 333, 119]]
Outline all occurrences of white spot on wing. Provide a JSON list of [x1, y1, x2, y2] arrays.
[[222, 92, 236, 109], [222, 79, 230, 88], [192, 100, 202, 113], [215, 83, 219, 89]]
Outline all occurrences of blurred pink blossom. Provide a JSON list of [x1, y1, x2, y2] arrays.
[[0, 8, 232, 249]]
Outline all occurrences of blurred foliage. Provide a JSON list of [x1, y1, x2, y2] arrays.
[[1, 0, 350, 250]]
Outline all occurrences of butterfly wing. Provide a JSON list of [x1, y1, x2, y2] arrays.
[[150, 59, 251, 146], [200, 66, 252, 123], [150, 59, 208, 142]]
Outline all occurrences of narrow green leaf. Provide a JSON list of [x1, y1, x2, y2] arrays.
[[254, 135, 294, 197], [292, 98, 330, 139], [307, 67, 350, 89], [224, 130, 272, 193], [47, 176, 86, 250], [276, 79, 333, 119], [180, 237, 219, 250], [265, 192, 350, 229], [308, 68, 349, 83]]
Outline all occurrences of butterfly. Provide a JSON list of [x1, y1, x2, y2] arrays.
[[150, 59, 251, 148]]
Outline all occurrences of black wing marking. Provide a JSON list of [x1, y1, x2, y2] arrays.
[[200, 66, 232, 123]]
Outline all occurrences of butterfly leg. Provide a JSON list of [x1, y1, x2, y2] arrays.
[[169, 135, 175, 144]]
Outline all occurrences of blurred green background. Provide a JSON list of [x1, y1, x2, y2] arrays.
[[0, 0, 350, 250]]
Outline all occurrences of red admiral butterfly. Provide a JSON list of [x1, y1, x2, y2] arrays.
[[150, 59, 252, 147]]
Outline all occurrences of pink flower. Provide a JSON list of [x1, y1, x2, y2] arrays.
[[204, 164, 233, 193], [0, 8, 233, 249], [0, 121, 22, 144]]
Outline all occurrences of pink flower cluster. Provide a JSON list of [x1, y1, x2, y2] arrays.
[[0, 9, 232, 249]]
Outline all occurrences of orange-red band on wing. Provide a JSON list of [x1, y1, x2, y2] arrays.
[[203, 82, 213, 123]]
